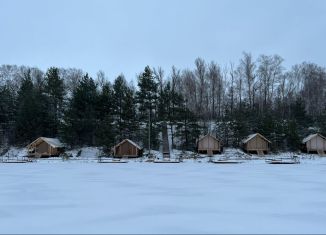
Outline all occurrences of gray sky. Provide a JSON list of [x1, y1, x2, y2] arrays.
[[0, 0, 325, 81]]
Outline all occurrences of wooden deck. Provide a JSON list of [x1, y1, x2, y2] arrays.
[[153, 160, 180, 163], [98, 157, 128, 163], [211, 160, 244, 164], [1, 160, 30, 163], [266, 160, 300, 165], [1, 155, 34, 163], [265, 158, 300, 165]]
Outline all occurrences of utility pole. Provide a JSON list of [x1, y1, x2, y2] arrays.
[[148, 107, 151, 155]]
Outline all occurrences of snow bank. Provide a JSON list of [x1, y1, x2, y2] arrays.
[[0, 147, 27, 158], [66, 147, 102, 159]]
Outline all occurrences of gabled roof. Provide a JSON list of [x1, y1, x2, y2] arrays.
[[27, 137, 64, 148], [242, 133, 271, 144], [198, 134, 221, 143], [115, 139, 142, 150], [302, 133, 326, 143]]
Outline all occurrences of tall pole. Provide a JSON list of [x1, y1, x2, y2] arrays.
[[148, 107, 151, 155]]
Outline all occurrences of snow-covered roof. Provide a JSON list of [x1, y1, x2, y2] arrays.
[[27, 137, 64, 148], [242, 133, 271, 144], [42, 138, 64, 148], [116, 139, 142, 150], [302, 133, 326, 143], [198, 134, 220, 143]]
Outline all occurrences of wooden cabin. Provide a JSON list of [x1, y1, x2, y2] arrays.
[[302, 133, 326, 155], [242, 133, 271, 155], [113, 139, 143, 158], [197, 134, 222, 155], [27, 137, 65, 157]]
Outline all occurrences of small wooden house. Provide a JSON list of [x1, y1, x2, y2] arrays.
[[242, 133, 271, 154], [27, 137, 65, 157], [197, 134, 222, 155], [302, 133, 326, 155], [113, 139, 143, 158]]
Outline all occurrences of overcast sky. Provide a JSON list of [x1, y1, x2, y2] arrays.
[[0, 0, 325, 81]]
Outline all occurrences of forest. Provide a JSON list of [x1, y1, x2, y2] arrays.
[[0, 52, 325, 152]]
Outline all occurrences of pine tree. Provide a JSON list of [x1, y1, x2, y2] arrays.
[[286, 119, 300, 151], [317, 113, 326, 137], [44, 67, 65, 137], [112, 75, 139, 142], [122, 86, 138, 141], [112, 75, 128, 141], [290, 97, 309, 130], [96, 82, 115, 150], [136, 66, 159, 150], [175, 99, 200, 151], [157, 84, 166, 122], [14, 70, 50, 144], [62, 74, 98, 146], [157, 81, 170, 121], [0, 84, 16, 145], [166, 81, 184, 148], [216, 108, 233, 147]]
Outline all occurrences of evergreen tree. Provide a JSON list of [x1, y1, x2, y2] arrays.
[[0, 84, 16, 145], [44, 67, 65, 137], [112, 75, 128, 141], [14, 70, 50, 144], [122, 86, 138, 141], [175, 99, 200, 151], [96, 82, 115, 149], [136, 66, 159, 150], [2, 55, 326, 152], [157, 81, 170, 121], [286, 119, 301, 151], [62, 74, 98, 146], [229, 108, 249, 146], [290, 97, 309, 129], [156, 84, 166, 122], [317, 113, 326, 136], [112, 75, 139, 142], [166, 81, 184, 148], [216, 107, 233, 147]]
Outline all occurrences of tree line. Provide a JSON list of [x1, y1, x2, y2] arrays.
[[0, 52, 326, 151]]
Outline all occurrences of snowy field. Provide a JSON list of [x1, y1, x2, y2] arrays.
[[0, 159, 326, 234]]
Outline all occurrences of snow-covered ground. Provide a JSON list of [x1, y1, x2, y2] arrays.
[[1, 147, 28, 158], [65, 147, 103, 159], [0, 158, 326, 234]]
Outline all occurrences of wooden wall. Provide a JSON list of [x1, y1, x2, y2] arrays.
[[30, 140, 61, 157], [115, 141, 139, 157], [306, 135, 326, 152], [197, 135, 221, 154], [36, 141, 49, 155], [244, 135, 269, 152]]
